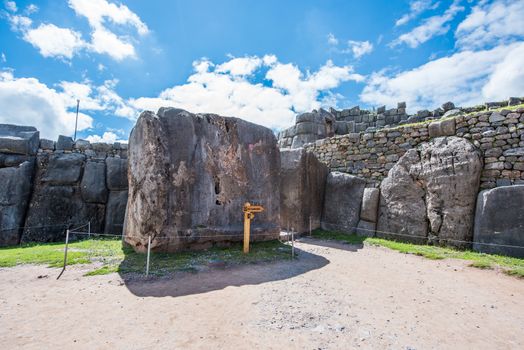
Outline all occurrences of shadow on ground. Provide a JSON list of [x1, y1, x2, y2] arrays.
[[120, 246, 329, 298], [297, 236, 365, 252]]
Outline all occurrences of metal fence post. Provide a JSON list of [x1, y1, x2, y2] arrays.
[[146, 235, 151, 276], [57, 229, 70, 280]]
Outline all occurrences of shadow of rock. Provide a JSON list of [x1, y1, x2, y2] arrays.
[[297, 237, 364, 252], [120, 247, 329, 298]]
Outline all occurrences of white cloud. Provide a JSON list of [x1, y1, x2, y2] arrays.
[[0, 71, 93, 139], [128, 56, 363, 130], [327, 33, 339, 45], [6, 0, 148, 61], [360, 42, 524, 111], [1, 53, 5, 63], [23, 24, 86, 59], [68, 0, 148, 35], [215, 56, 262, 76], [395, 0, 440, 26], [347, 40, 374, 59], [85, 131, 126, 143], [391, 1, 464, 48], [455, 0, 524, 50], [25, 4, 38, 14], [5, 0, 16, 12]]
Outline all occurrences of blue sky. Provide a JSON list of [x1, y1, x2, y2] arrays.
[[1, 0, 523, 141]]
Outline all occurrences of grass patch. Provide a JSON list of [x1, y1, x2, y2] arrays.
[[311, 229, 524, 278], [0, 239, 292, 277]]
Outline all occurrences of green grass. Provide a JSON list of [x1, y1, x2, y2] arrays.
[[311, 229, 524, 278], [0, 239, 292, 277]]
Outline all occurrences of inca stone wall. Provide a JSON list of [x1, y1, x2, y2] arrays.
[[303, 106, 524, 189], [0, 124, 128, 246]]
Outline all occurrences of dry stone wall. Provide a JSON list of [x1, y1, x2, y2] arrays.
[[0, 124, 128, 246], [304, 106, 524, 189]]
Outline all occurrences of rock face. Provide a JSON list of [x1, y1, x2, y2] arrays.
[[125, 108, 280, 252], [473, 186, 524, 257], [0, 124, 39, 155], [0, 160, 35, 245], [280, 148, 328, 234], [377, 137, 482, 246], [356, 188, 380, 237], [321, 172, 366, 234]]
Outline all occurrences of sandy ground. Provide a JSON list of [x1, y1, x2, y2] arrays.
[[1, 238, 523, 350]]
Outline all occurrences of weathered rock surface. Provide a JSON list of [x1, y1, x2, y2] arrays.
[[0, 160, 35, 245], [377, 137, 482, 246], [473, 186, 524, 257], [360, 188, 379, 223], [321, 172, 366, 234], [280, 148, 328, 234], [81, 161, 108, 203], [106, 158, 128, 190], [105, 190, 128, 235], [125, 108, 280, 252], [56, 135, 74, 151], [356, 219, 375, 237], [21, 153, 104, 242], [0, 124, 39, 155]]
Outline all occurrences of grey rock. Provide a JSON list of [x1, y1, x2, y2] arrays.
[[377, 106, 386, 114], [280, 148, 328, 234], [378, 137, 482, 246], [428, 118, 456, 138], [104, 190, 128, 235], [74, 139, 91, 151], [56, 135, 74, 151], [0, 160, 35, 245], [397, 102, 406, 109], [473, 185, 524, 257], [124, 108, 280, 252], [106, 157, 128, 190], [442, 109, 461, 118], [81, 161, 108, 203], [508, 97, 521, 106], [41, 153, 85, 185], [503, 147, 524, 157], [0, 154, 31, 167], [39, 139, 55, 150], [360, 188, 380, 222], [489, 112, 505, 123], [22, 185, 105, 243], [441, 101, 455, 111], [356, 220, 376, 237], [292, 134, 317, 148], [321, 172, 366, 234], [0, 124, 39, 155]]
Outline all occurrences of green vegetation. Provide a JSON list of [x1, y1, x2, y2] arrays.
[[0, 238, 292, 277], [311, 229, 524, 278]]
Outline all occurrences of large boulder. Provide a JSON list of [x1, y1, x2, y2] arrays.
[[473, 186, 524, 257], [280, 148, 328, 234], [0, 160, 35, 245], [0, 124, 39, 155], [321, 172, 366, 234], [105, 190, 128, 235], [41, 153, 85, 185], [124, 108, 280, 252], [377, 137, 482, 246]]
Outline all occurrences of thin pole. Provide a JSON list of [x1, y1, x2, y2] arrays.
[[291, 229, 295, 259], [57, 229, 70, 280], [309, 216, 312, 237], [88, 221, 91, 239], [146, 235, 151, 276], [73, 99, 80, 141]]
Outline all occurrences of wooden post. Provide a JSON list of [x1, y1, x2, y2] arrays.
[[243, 212, 251, 254], [309, 216, 312, 237], [56, 229, 70, 280], [146, 235, 151, 276], [88, 221, 91, 238]]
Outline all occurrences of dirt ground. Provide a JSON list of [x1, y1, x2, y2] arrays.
[[1, 238, 523, 350]]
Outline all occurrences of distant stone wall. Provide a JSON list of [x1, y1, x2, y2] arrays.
[[0, 125, 128, 246], [304, 107, 524, 190]]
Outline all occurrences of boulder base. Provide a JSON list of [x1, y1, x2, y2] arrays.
[[124, 108, 280, 252]]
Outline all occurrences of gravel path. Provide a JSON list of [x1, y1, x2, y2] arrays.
[[1, 238, 523, 349]]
